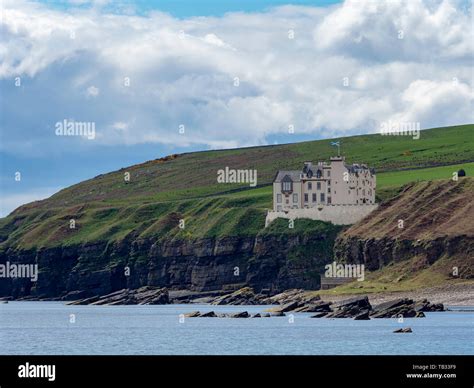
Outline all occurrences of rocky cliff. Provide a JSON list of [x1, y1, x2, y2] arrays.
[[0, 227, 341, 299], [333, 178, 474, 284]]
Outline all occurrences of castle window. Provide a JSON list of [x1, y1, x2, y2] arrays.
[[317, 182, 321, 190], [293, 193, 298, 203], [327, 170, 331, 177], [328, 180, 331, 186], [282, 181, 292, 192], [308, 182, 312, 190], [277, 194, 282, 203], [328, 187, 331, 193], [312, 193, 316, 202], [328, 196, 331, 204], [320, 193, 325, 202], [304, 193, 308, 202]]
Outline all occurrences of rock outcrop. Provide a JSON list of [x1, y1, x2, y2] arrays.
[[67, 286, 169, 306], [370, 298, 444, 318], [393, 327, 412, 333], [307, 295, 443, 318], [324, 296, 371, 318], [0, 232, 338, 300]]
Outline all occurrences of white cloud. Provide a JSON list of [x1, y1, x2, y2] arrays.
[[86, 85, 100, 97], [1, 0, 472, 151]]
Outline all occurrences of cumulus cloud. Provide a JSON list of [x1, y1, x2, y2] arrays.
[[0, 0, 472, 153]]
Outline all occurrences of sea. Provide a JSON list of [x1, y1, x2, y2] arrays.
[[1, 302, 473, 355]]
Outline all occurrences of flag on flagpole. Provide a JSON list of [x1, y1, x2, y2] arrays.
[[330, 141, 341, 156]]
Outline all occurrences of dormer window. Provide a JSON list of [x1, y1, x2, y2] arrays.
[[281, 175, 293, 193]]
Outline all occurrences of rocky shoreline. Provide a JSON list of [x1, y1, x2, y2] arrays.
[[47, 286, 447, 320], [4, 285, 471, 321]]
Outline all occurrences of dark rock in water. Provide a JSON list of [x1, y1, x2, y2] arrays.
[[272, 301, 300, 313], [428, 303, 444, 312], [415, 311, 426, 318], [68, 286, 170, 306], [184, 311, 201, 318], [354, 310, 370, 320], [325, 296, 372, 318], [271, 311, 286, 317], [262, 313, 271, 317], [370, 298, 410, 316], [293, 300, 332, 313], [230, 311, 249, 318], [199, 311, 217, 318], [371, 298, 441, 318], [251, 313, 261, 318], [310, 312, 329, 318], [334, 296, 371, 312], [393, 327, 412, 333], [413, 299, 430, 312]]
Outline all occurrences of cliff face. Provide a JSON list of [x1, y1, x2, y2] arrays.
[[334, 235, 473, 277], [0, 231, 339, 299], [333, 178, 474, 280]]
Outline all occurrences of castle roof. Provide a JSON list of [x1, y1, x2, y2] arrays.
[[274, 170, 301, 182], [344, 163, 376, 174]]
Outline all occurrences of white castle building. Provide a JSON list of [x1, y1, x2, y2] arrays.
[[266, 156, 378, 226]]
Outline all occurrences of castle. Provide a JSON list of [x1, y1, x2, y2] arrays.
[[266, 156, 378, 226]]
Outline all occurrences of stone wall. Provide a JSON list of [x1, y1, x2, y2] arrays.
[[265, 204, 378, 226]]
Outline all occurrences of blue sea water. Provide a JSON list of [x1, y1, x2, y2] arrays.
[[0, 302, 473, 355]]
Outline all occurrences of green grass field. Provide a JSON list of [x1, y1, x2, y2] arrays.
[[1, 124, 473, 249]]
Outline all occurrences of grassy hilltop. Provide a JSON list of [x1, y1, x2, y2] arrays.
[[1, 124, 473, 250]]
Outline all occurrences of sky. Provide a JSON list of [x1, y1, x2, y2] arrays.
[[1, 0, 473, 217]]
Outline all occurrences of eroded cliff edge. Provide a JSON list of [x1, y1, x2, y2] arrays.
[[333, 178, 474, 288], [0, 225, 342, 299]]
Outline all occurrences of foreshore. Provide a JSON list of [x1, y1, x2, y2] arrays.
[[319, 283, 474, 307], [2, 282, 473, 308]]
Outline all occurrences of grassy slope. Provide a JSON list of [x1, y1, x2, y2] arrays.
[[320, 178, 474, 295], [0, 124, 473, 250]]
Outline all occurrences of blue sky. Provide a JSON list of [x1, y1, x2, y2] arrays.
[[1, 0, 473, 216], [36, 0, 342, 17]]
